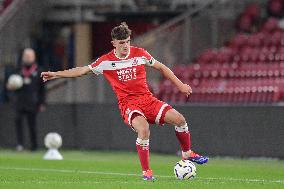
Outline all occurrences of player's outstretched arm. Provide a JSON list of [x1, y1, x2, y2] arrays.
[[152, 61, 192, 96], [41, 66, 91, 82]]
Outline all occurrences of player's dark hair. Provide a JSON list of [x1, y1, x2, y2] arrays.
[[111, 22, 132, 40]]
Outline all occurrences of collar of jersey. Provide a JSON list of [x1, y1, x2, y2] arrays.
[[114, 48, 131, 60]]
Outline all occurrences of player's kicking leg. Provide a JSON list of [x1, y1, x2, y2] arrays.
[[164, 109, 209, 164], [131, 113, 155, 181]]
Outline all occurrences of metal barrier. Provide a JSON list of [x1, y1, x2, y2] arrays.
[[0, 103, 283, 158]]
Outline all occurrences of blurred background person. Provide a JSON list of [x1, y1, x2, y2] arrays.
[[6, 48, 46, 151]]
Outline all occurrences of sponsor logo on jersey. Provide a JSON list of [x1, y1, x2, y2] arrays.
[[117, 68, 137, 82], [111, 62, 116, 67]]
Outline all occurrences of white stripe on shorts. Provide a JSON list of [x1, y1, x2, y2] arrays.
[[155, 103, 169, 125], [128, 110, 146, 126]]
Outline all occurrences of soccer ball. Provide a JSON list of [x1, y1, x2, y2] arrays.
[[44, 133, 62, 149], [7, 74, 23, 90], [174, 160, 197, 180]]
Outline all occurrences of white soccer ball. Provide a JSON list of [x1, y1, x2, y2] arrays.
[[7, 74, 23, 90], [44, 133, 62, 149], [174, 160, 197, 180]]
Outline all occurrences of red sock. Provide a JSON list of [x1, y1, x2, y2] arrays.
[[175, 124, 191, 152], [136, 138, 150, 171]]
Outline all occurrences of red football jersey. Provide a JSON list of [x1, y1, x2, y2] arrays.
[[88, 46, 156, 102]]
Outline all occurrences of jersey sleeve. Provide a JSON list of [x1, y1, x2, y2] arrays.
[[140, 49, 156, 67], [88, 57, 104, 75]]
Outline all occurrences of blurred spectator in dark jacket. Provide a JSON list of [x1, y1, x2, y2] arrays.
[[6, 48, 46, 151]]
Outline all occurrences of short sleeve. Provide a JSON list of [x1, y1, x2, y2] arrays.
[[141, 49, 156, 67], [88, 57, 104, 75]]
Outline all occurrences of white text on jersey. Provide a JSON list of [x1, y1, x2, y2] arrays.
[[117, 68, 137, 81]]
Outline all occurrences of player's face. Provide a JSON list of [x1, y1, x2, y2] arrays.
[[112, 37, 131, 57]]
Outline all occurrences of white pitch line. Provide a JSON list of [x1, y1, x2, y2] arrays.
[[197, 177, 284, 184], [0, 166, 140, 176], [0, 166, 283, 184], [1, 181, 103, 184]]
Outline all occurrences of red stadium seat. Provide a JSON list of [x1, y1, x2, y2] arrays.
[[229, 34, 249, 49], [261, 17, 279, 33], [158, 6, 284, 104], [267, 0, 284, 18], [237, 14, 254, 33], [245, 3, 261, 22]]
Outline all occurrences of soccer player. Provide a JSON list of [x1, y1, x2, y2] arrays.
[[41, 22, 208, 180]]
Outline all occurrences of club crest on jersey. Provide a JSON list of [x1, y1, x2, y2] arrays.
[[117, 68, 137, 82], [142, 146, 149, 150], [111, 62, 116, 67]]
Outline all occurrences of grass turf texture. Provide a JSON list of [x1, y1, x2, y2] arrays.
[[0, 150, 283, 189]]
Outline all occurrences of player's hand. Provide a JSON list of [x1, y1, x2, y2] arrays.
[[178, 83, 192, 97], [41, 71, 57, 82]]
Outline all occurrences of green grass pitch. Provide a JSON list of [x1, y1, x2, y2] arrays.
[[0, 150, 283, 189]]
